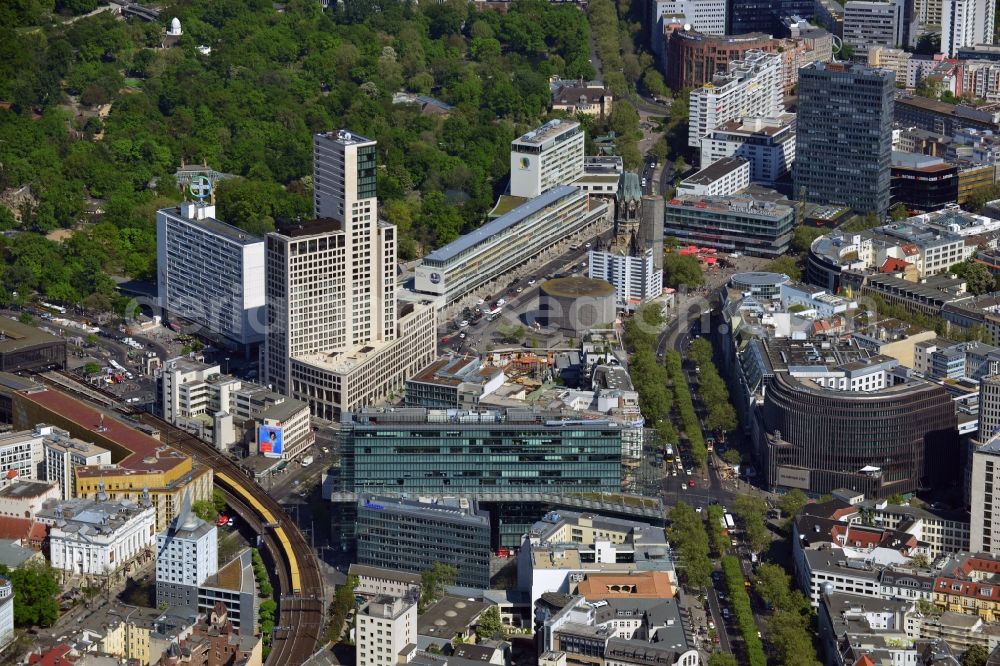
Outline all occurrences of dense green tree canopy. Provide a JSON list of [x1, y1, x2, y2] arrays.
[[1, 562, 60, 628], [0, 0, 608, 306]]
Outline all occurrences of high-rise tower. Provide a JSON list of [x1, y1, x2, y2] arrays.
[[263, 131, 435, 418], [795, 61, 894, 217]]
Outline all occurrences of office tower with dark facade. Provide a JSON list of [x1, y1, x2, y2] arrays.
[[356, 495, 491, 589], [729, 0, 816, 34], [795, 62, 894, 217]]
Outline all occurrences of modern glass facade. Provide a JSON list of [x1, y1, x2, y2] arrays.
[[663, 195, 795, 257], [760, 365, 958, 498], [795, 62, 894, 217], [729, 0, 816, 34], [356, 145, 377, 200], [340, 409, 623, 495], [356, 495, 491, 589]]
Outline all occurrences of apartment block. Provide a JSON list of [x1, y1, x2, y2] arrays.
[[699, 114, 796, 186], [677, 157, 751, 196], [41, 427, 111, 501], [971, 435, 1000, 552], [941, 0, 996, 57], [687, 50, 783, 148], [156, 491, 218, 610], [356, 596, 417, 666], [0, 428, 44, 487]]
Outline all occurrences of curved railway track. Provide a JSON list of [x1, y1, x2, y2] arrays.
[[41, 372, 325, 665]]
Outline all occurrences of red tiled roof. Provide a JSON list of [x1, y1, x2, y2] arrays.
[[855, 656, 876, 666], [880, 257, 910, 273], [19, 389, 188, 475], [28, 522, 48, 542], [0, 516, 34, 541], [28, 643, 72, 665]]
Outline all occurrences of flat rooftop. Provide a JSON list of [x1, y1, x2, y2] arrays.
[[159, 207, 263, 246], [541, 276, 616, 298], [274, 217, 344, 238], [682, 156, 748, 185], [344, 407, 618, 428], [0, 480, 55, 499], [359, 495, 490, 526], [732, 271, 791, 287], [714, 113, 795, 137], [419, 596, 491, 639], [259, 397, 308, 422], [666, 193, 792, 219], [0, 318, 64, 353], [513, 119, 580, 146], [408, 356, 501, 388], [577, 571, 674, 599], [316, 129, 375, 146], [18, 388, 191, 476], [423, 185, 581, 264], [348, 563, 422, 585]]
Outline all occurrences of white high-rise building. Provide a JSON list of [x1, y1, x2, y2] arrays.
[[699, 114, 797, 185], [510, 120, 585, 199], [356, 596, 417, 666], [156, 204, 266, 347], [0, 428, 45, 487], [970, 435, 1000, 552], [314, 130, 396, 345], [263, 131, 436, 418], [41, 427, 111, 500], [588, 241, 664, 309], [688, 50, 784, 148], [843, 0, 906, 54], [650, 0, 726, 54], [941, 0, 995, 57], [156, 490, 218, 609], [981, 374, 1000, 437]]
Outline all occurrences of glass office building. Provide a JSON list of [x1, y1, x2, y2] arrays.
[[340, 408, 623, 495], [663, 194, 795, 257], [795, 62, 894, 217], [356, 495, 491, 589]]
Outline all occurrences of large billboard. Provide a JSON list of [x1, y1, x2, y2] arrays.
[[259, 424, 284, 458], [414, 265, 447, 295]]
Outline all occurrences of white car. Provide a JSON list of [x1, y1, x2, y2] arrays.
[[584, 242, 592, 248], [459, 320, 470, 328], [527, 279, 536, 286], [459, 332, 467, 339], [476, 298, 485, 305], [496, 298, 506, 306]]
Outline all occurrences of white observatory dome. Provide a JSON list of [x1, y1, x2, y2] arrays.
[[168, 17, 182, 36]]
